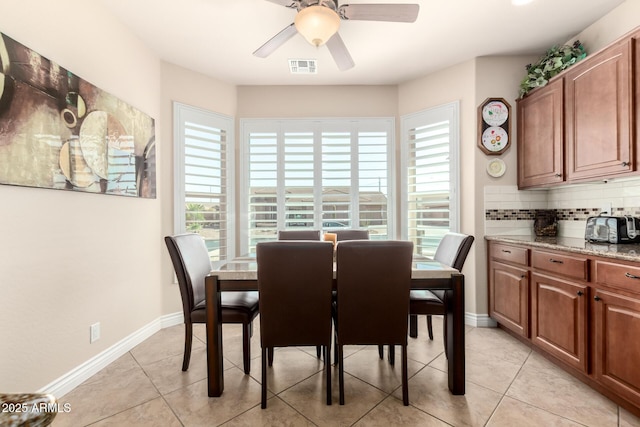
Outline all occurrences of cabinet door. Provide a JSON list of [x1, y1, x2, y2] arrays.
[[489, 261, 529, 337], [517, 78, 564, 189], [593, 288, 640, 406], [565, 38, 634, 181], [531, 273, 588, 372]]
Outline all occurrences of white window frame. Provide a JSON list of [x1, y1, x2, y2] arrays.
[[400, 101, 460, 252], [239, 117, 395, 255], [173, 102, 235, 264]]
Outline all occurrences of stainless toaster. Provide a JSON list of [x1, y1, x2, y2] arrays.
[[585, 215, 640, 244]]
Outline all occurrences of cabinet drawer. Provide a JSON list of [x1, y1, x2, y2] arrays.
[[594, 260, 640, 293], [490, 243, 529, 266], [532, 250, 588, 281]]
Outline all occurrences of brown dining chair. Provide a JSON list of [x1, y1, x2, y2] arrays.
[[332, 229, 370, 241], [278, 230, 321, 240], [334, 240, 414, 406], [165, 233, 259, 373], [409, 233, 474, 346], [277, 229, 323, 359], [257, 240, 334, 408]]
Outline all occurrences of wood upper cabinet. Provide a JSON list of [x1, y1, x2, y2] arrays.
[[565, 38, 635, 181], [593, 288, 640, 406], [517, 78, 564, 189], [488, 243, 529, 337], [530, 272, 588, 373]]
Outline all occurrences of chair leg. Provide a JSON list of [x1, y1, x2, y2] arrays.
[[427, 315, 434, 341], [325, 345, 332, 405], [182, 322, 193, 372], [409, 314, 418, 338], [261, 347, 267, 409], [316, 345, 322, 358], [242, 322, 251, 374], [338, 345, 345, 405], [334, 331, 339, 366], [378, 345, 384, 359], [388, 345, 395, 366], [402, 344, 409, 406], [268, 347, 274, 367]]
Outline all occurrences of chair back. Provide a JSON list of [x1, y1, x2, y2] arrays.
[[333, 229, 369, 241], [257, 240, 334, 347], [277, 230, 321, 240], [433, 233, 475, 271], [165, 234, 211, 317], [336, 240, 413, 345]]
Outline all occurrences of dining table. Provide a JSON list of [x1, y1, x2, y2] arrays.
[[204, 255, 465, 397]]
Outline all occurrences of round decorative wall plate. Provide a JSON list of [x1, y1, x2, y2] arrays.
[[478, 97, 511, 155], [481, 126, 509, 153], [482, 100, 509, 126], [487, 158, 506, 178]]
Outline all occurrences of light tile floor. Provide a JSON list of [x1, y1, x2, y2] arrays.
[[52, 316, 640, 426]]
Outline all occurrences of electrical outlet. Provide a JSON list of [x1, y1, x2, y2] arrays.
[[601, 202, 612, 215], [90, 322, 100, 343]]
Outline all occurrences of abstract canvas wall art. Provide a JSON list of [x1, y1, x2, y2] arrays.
[[0, 32, 156, 198]]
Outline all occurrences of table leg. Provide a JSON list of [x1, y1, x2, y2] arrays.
[[205, 275, 224, 397], [446, 273, 465, 395]]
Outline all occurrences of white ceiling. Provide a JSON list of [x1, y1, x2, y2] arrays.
[[99, 0, 624, 86]]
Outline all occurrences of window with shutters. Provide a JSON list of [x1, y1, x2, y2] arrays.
[[173, 103, 234, 263], [400, 101, 460, 257], [240, 118, 394, 254]]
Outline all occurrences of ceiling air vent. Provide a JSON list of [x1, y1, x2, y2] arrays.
[[289, 59, 317, 74]]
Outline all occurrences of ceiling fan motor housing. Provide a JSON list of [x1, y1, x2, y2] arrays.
[[298, 0, 339, 12]]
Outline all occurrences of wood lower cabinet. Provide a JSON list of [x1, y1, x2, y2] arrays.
[[488, 243, 530, 337], [531, 273, 588, 372], [490, 262, 529, 337], [487, 239, 640, 414], [593, 288, 640, 406]]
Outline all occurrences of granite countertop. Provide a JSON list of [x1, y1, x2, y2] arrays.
[[485, 235, 640, 262]]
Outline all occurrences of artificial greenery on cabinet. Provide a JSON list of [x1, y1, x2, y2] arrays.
[[519, 40, 587, 98]]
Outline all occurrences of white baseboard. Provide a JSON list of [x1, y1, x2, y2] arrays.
[[161, 311, 184, 329], [465, 312, 497, 328], [40, 312, 183, 398]]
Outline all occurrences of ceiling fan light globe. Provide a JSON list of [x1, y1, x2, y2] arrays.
[[295, 5, 340, 47]]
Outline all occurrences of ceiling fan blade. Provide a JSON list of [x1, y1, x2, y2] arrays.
[[264, 0, 299, 8], [339, 4, 419, 22], [325, 33, 355, 71], [253, 23, 298, 58]]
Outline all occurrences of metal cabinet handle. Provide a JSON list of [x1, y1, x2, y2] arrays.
[[520, 274, 527, 279], [622, 161, 630, 167], [549, 258, 564, 264], [501, 249, 511, 254], [594, 295, 602, 301], [577, 291, 584, 296], [625, 272, 640, 280], [555, 173, 562, 177]]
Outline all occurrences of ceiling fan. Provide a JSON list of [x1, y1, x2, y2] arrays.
[[253, 0, 419, 71]]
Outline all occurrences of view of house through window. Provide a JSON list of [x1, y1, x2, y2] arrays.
[[401, 101, 459, 257], [174, 103, 233, 262], [240, 119, 394, 254]]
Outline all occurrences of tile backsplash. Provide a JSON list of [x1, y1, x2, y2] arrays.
[[484, 179, 640, 239]]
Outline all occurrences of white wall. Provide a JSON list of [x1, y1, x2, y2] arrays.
[[0, 0, 162, 392]]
